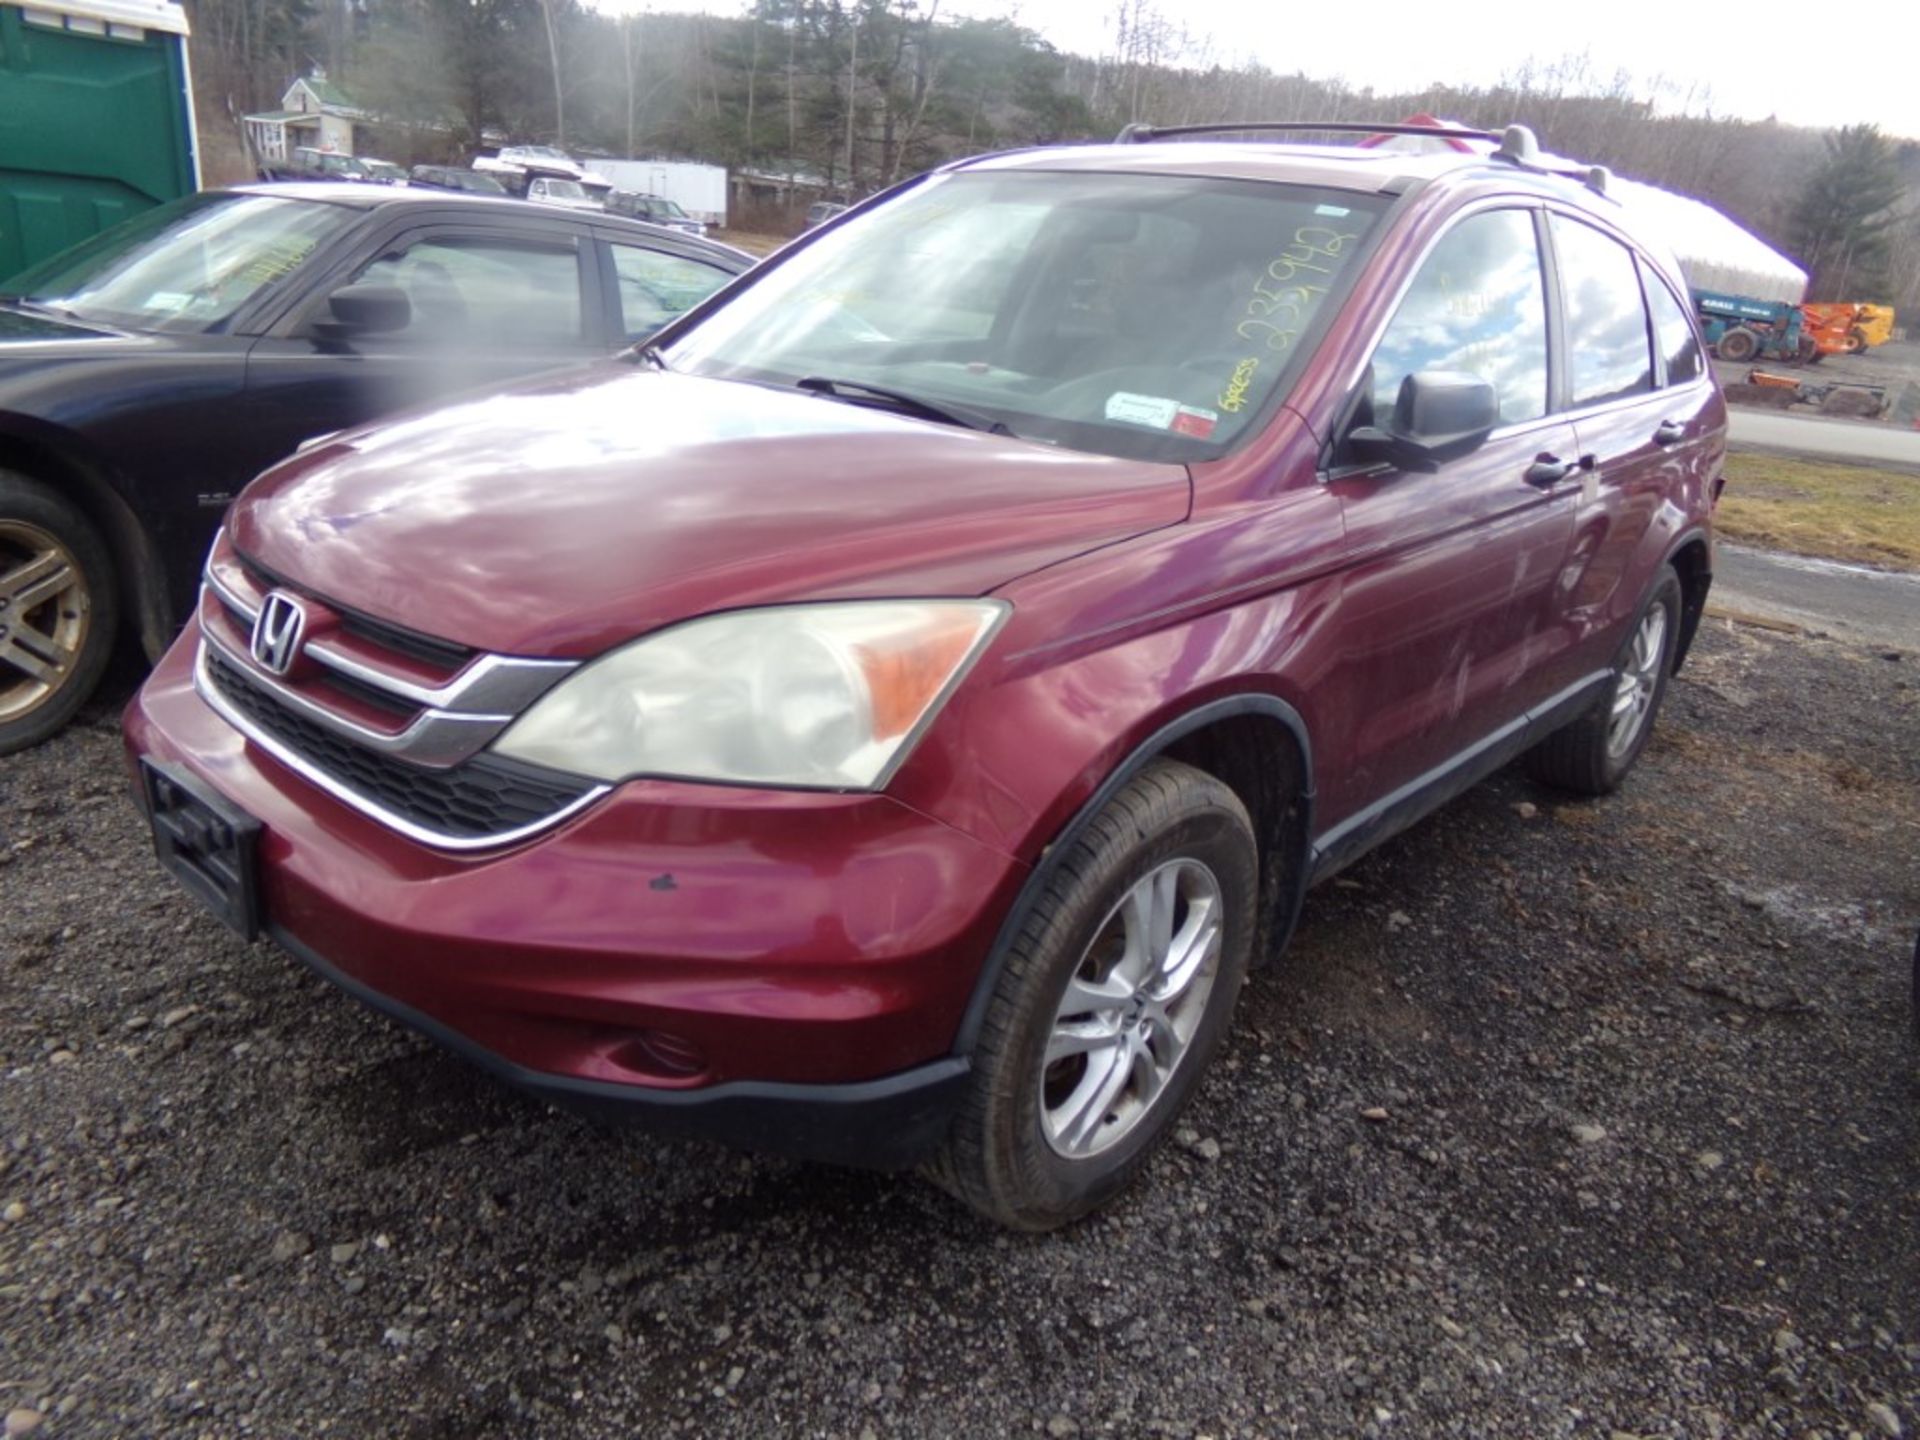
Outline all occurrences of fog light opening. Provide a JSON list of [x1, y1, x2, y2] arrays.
[[607, 1029, 709, 1081]]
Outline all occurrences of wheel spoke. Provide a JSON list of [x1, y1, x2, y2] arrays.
[[1053, 1041, 1134, 1154], [1127, 1041, 1166, 1112], [1153, 893, 1220, 1000], [1120, 865, 1178, 985], [1611, 683, 1639, 719], [1, 551, 74, 614], [1057, 972, 1131, 1019], [0, 634, 69, 684], [1045, 1018, 1123, 1066]]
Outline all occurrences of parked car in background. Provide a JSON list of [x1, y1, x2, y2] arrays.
[[409, 165, 508, 196], [360, 159, 409, 186], [525, 177, 603, 212], [260, 147, 373, 183], [473, 147, 613, 204], [803, 200, 848, 229], [604, 191, 708, 238], [123, 122, 1726, 1229], [0, 183, 751, 752]]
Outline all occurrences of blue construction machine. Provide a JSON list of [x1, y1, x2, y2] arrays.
[[1691, 290, 1817, 365]]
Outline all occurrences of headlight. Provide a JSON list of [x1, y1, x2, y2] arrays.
[[490, 600, 1007, 789]]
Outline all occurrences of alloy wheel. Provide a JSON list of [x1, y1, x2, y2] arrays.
[[1607, 602, 1668, 760], [1040, 858, 1224, 1159], [0, 520, 91, 724]]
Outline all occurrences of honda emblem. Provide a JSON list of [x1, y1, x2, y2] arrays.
[[250, 591, 307, 676]]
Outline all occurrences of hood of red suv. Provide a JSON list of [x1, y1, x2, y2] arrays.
[[228, 368, 1190, 658]]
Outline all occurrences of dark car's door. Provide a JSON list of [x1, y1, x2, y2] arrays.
[[241, 213, 608, 461], [1319, 205, 1583, 821]]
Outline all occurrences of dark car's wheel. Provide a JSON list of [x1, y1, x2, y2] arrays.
[[1525, 566, 1682, 796], [0, 472, 118, 756], [928, 759, 1259, 1230]]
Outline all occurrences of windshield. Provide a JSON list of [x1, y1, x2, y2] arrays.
[[656, 198, 688, 218], [5, 192, 359, 334], [458, 172, 506, 194], [514, 147, 570, 162], [541, 180, 588, 200], [664, 171, 1387, 462]]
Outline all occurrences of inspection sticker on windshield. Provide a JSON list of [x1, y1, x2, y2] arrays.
[[1105, 392, 1218, 438], [1105, 392, 1179, 429], [1171, 405, 1218, 439]]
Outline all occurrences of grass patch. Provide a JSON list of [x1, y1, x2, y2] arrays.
[[1718, 453, 1920, 570]]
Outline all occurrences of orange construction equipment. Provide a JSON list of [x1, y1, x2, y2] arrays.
[[1800, 302, 1896, 357]]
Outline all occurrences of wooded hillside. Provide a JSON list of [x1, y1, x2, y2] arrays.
[[182, 0, 1920, 312]]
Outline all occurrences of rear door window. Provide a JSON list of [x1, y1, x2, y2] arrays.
[[1551, 216, 1655, 407]]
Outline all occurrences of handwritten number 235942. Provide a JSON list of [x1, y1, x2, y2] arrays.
[[1235, 228, 1357, 353]]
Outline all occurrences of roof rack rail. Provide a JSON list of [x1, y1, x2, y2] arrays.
[[1112, 119, 1616, 198], [1113, 120, 1507, 145]]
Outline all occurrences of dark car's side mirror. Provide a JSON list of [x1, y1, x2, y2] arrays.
[[1348, 371, 1500, 468], [322, 283, 411, 334]]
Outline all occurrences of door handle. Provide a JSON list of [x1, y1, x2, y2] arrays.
[[1653, 419, 1686, 446], [1525, 454, 1575, 487]]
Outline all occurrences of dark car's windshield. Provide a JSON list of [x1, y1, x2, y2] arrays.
[[5, 192, 359, 334], [664, 170, 1387, 462]]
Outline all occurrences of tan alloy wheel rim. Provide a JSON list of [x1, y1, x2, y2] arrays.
[[0, 519, 91, 723]]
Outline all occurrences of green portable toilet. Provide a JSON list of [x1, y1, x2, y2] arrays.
[[0, 0, 198, 281]]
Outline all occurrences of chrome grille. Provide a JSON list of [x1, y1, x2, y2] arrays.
[[202, 650, 599, 844], [195, 537, 604, 849]]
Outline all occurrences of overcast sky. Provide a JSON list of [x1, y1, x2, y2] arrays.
[[621, 0, 1920, 141]]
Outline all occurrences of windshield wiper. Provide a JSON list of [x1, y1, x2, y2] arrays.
[[618, 342, 672, 370], [796, 376, 1012, 436], [0, 295, 83, 321]]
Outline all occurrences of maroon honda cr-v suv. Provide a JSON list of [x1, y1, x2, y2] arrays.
[[126, 122, 1724, 1229]]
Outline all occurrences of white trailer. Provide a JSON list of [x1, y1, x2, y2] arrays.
[[593, 159, 728, 226]]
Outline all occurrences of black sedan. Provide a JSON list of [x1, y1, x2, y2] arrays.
[[0, 184, 754, 752]]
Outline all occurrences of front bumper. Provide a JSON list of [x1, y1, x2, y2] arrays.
[[126, 632, 1026, 1168]]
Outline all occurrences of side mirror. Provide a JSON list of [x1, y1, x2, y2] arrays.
[[1348, 371, 1500, 467], [323, 283, 411, 334]]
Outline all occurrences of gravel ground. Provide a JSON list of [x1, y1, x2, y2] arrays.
[[2, 619, 1917, 1440]]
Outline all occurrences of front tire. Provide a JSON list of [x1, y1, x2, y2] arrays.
[[1524, 566, 1682, 796], [927, 759, 1259, 1230], [0, 472, 118, 756]]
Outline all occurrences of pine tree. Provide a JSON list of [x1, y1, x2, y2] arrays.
[[1789, 124, 1907, 300]]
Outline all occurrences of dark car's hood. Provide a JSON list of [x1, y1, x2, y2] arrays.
[[229, 368, 1191, 658]]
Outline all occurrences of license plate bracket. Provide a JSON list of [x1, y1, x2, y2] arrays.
[[141, 758, 262, 940]]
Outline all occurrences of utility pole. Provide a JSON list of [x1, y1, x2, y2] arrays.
[[541, 0, 565, 149], [844, 5, 859, 191]]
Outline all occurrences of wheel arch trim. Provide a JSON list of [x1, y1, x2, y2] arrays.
[[948, 693, 1314, 1058], [1659, 524, 1713, 673], [0, 415, 172, 659]]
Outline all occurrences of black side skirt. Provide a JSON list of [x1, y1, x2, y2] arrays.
[[1306, 670, 1611, 882]]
